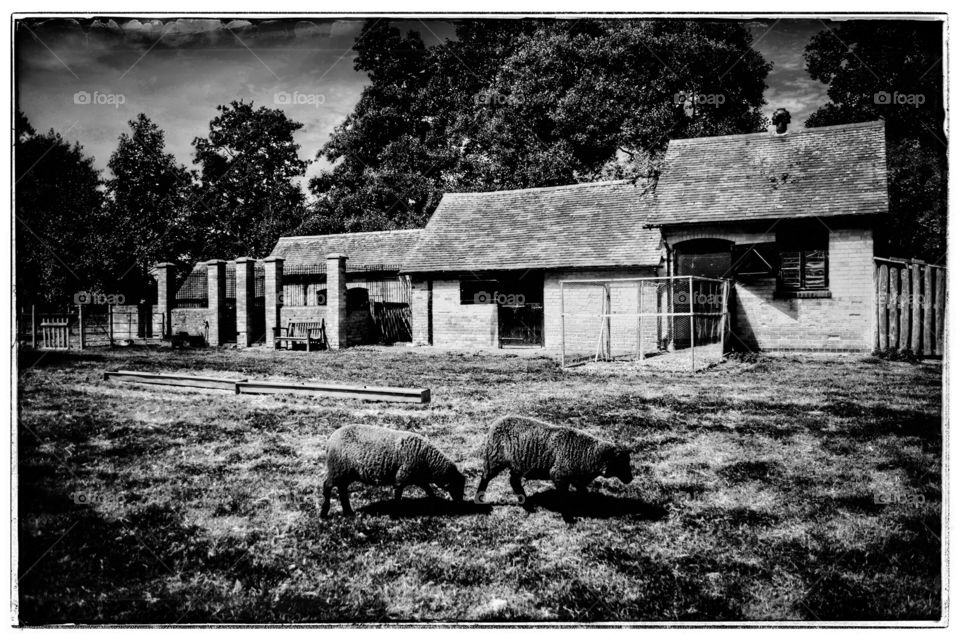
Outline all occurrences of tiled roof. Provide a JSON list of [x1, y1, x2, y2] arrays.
[[648, 120, 889, 226], [402, 181, 663, 273], [270, 229, 421, 271]]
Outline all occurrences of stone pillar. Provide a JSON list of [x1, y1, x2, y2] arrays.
[[411, 277, 432, 345], [154, 262, 176, 338], [235, 257, 255, 347], [326, 253, 348, 349], [206, 259, 227, 346], [263, 256, 284, 348]]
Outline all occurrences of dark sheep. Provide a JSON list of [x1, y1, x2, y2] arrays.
[[475, 415, 633, 510], [321, 425, 465, 517]]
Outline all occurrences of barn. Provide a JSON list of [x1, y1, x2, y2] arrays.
[[161, 118, 891, 355]]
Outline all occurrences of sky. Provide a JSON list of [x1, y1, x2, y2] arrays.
[[16, 17, 828, 193]]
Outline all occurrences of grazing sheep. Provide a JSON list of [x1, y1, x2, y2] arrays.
[[475, 416, 633, 510], [321, 425, 465, 517]]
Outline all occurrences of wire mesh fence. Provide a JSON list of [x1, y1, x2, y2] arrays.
[[560, 276, 730, 371]]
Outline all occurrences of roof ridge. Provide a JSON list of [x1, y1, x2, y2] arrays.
[[277, 229, 422, 241], [442, 179, 635, 198], [669, 119, 885, 145]]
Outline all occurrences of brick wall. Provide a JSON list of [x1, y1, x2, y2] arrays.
[[278, 305, 373, 346], [664, 222, 876, 352], [543, 268, 661, 353], [431, 279, 499, 348], [171, 308, 209, 339]]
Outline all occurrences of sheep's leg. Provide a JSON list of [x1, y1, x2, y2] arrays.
[[510, 471, 534, 512], [320, 479, 333, 518], [394, 484, 405, 502], [418, 483, 437, 499], [338, 484, 354, 517], [475, 463, 506, 502]]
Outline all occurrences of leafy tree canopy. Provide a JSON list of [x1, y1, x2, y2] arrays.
[[190, 100, 308, 259], [305, 19, 771, 233], [804, 20, 945, 262]]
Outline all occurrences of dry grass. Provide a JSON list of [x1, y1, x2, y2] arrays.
[[17, 346, 942, 623]]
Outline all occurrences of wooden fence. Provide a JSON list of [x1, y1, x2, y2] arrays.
[[875, 258, 946, 356]]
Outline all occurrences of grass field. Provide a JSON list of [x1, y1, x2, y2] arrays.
[[17, 346, 943, 623]]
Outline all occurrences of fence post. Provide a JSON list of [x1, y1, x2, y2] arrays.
[[888, 267, 899, 349], [155, 262, 176, 338], [31, 305, 37, 349], [326, 253, 348, 349], [108, 304, 114, 346], [911, 264, 921, 354], [235, 257, 255, 347], [560, 280, 566, 367], [263, 256, 284, 349], [636, 281, 644, 360], [899, 267, 910, 352], [923, 266, 934, 356], [689, 277, 695, 371], [78, 304, 84, 350], [206, 259, 227, 347], [878, 264, 888, 350], [935, 268, 945, 356]]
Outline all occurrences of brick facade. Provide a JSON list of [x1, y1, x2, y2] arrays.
[[427, 279, 499, 348], [664, 222, 876, 352], [543, 268, 661, 353]]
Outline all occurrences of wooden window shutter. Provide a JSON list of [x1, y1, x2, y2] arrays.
[[780, 251, 802, 289]]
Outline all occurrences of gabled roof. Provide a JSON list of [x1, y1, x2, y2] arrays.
[[270, 229, 421, 271], [402, 180, 663, 273], [647, 120, 889, 226]]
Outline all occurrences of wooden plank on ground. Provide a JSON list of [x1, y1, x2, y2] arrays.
[[237, 380, 430, 403], [878, 264, 889, 350], [899, 267, 910, 351], [104, 370, 245, 391], [923, 266, 934, 356]]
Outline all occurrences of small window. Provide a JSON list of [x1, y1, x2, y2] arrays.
[[460, 280, 498, 304], [732, 243, 778, 279], [776, 224, 829, 295]]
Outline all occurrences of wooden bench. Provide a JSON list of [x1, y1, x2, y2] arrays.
[[274, 320, 328, 351]]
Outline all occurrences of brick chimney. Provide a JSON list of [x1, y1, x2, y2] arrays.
[[772, 108, 791, 135]]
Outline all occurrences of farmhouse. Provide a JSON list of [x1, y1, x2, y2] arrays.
[[400, 119, 887, 352], [162, 118, 891, 354], [646, 119, 887, 351]]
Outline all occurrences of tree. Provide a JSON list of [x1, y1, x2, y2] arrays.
[[804, 20, 945, 262], [190, 100, 308, 259], [103, 114, 193, 298], [307, 19, 771, 232], [15, 111, 104, 308]]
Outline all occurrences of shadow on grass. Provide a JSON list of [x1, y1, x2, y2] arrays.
[[359, 496, 493, 518], [526, 489, 668, 521]]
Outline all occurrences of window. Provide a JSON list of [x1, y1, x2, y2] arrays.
[[460, 280, 498, 304], [776, 224, 829, 296], [731, 243, 778, 279]]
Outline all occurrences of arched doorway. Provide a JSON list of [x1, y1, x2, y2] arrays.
[[674, 238, 734, 278]]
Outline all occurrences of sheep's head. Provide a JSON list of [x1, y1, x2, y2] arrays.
[[444, 468, 466, 502], [603, 447, 633, 484]]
